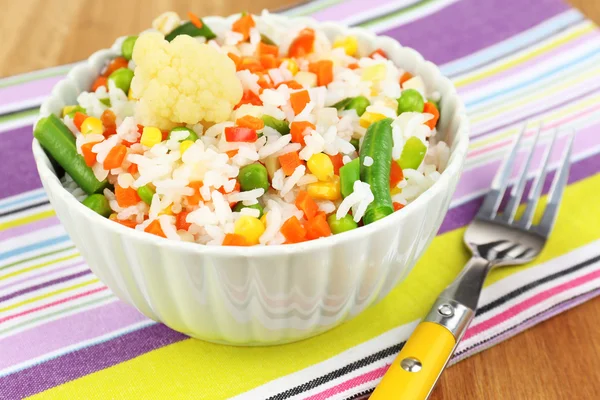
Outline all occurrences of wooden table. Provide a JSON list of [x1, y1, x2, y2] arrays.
[[1, 1, 599, 399]]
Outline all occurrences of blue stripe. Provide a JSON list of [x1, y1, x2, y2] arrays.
[[0, 190, 47, 211], [440, 10, 584, 77], [0, 235, 70, 263], [464, 46, 600, 110]]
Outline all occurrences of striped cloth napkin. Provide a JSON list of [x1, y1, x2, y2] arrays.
[[1, 0, 599, 398]]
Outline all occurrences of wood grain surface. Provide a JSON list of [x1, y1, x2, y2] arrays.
[[0, 0, 599, 399]]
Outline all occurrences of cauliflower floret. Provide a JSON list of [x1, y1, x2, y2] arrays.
[[131, 32, 243, 130]]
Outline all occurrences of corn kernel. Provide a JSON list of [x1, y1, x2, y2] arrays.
[[62, 105, 79, 117], [294, 71, 318, 88], [128, 88, 136, 100], [391, 186, 403, 196], [234, 216, 265, 245], [159, 205, 173, 216], [361, 64, 387, 82], [140, 126, 162, 147], [359, 112, 387, 128], [282, 58, 299, 75], [307, 176, 341, 200], [260, 213, 267, 226], [333, 36, 358, 56], [307, 153, 334, 182], [80, 117, 104, 135], [180, 140, 194, 155]]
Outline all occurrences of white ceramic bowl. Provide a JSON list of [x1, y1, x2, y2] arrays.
[[32, 14, 469, 345]]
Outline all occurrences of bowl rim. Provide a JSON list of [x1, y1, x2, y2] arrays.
[[32, 13, 470, 258]]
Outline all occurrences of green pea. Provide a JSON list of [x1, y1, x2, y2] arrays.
[[121, 35, 138, 61], [82, 194, 112, 217], [169, 126, 198, 142], [261, 115, 290, 135], [238, 163, 269, 192], [233, 202, 264, 218], [99, 98, 111, 107], [137, 185, 155, 205], [65, 106, 86, 118], [350, 138, 360, 152], [398, 136, 427, 170], [346, 96, 370, 116], [327, 214, 358, 234], [108, 68, 134, 94], [397, 89, 424, 115]]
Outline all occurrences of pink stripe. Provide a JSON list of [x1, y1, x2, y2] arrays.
[[304, 365, 389, 400], [0, 287, 108, 324], [0, 216, 60, 242], [0, 260, 85, 292], [0, 76, 62, 108], [311, 0, 397, 21], [463, 268, 600, 340]]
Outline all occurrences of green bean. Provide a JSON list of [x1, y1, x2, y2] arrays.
[[238, 163, 269, 192], [359, 118, 394, 225], [233, 202, 264, 218], [121, 35, 138, 60], [137, 185, 155, 205], [327, 214, 358, 234], [165, 21, 216, 42], [339, 157, 360, 198], [34, 114, 107, 195], [261, 115, 290, 135], [82, 194, 112, 217], [169, 126, 198, 142], [108, 68, 134, 94], [397, 89, 424, 114]]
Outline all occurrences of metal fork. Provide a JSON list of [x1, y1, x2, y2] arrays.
[[369, 123, 575, 400]]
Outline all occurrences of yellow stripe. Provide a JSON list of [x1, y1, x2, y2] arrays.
[[29, 174, 600, 400], [0, 279, 99, 314], [454, 23, 595, 88], [0, 210, 55, 231], [0, 253, 80, 281]]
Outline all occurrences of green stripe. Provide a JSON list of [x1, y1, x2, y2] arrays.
[[287, 0, 346, 17], [359, 0, 437, 28], [0, 65, 73, 89], [0, 107, 39, 124], [0, 294, 115, 336], [0, 246, 77, 271]]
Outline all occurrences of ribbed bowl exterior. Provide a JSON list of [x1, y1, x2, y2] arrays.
[[32, 14, 469, 345]]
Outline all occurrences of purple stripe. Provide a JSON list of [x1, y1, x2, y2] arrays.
[[0, 215, 59, 242], [0, 269, 92, 303], [0, 76, 61, 109], [440, 146, 600, 234], [451, 287, 600, 364], [0, 259, 84, 292], [0, 323, 186, 400], [0, 125, 41, 200], [454, 122, 600, 200], [382, 0, 568, 65]]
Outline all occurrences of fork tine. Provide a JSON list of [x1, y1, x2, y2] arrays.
[[535, 131, 575, 237], [477, 123, 527, 219], [498, 124, 542, 223], [517, 128, 558, 229]]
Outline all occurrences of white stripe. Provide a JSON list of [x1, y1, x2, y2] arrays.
[[0, 260, 86, 294], [0, 96, 46, 116], [0, 115, 39, 134], [340, 0, 422, 27], [0, 188, 47, 211], [0, 202, 54, 225], [367, 0, 460, 34], [0, 224, 65, 261]]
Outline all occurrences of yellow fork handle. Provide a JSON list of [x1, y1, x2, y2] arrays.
[[370, 322, 456, 400]]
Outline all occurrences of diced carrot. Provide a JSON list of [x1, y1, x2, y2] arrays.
[[187, 11, 203, 28], [259, 42, 279, 56], [348, 63, 360, 70], [127, 162, 138, 175], [115, 184, 141, 207], [227, 52, 242, 68], [328, 153, 344, 175], [186, 181, 205, 206], [103, 57, 129, 77], [232, 14, 255, 41], [393, 202, 405, 211], [278, 151, 303, 176], [226, 149, 239, 158], [288, 28, 315, 58], [254, 72, 273, 91], [235, 90, 263, 109], [290, 121, 315, 146], [73, 112, 88, 131], [280, 216, 307, 243], [145, 220, 166, 238], [218, 180, 240, 195], [103, 144, 127, 170], [423, 102, 440, 129], [295, 190, 319, 220], [101, 109, 117, 137], [238, 57, 263, 73], [370, 48, 388, 59], [91, 76, 107, 92], [161, 130, 169, 141], [223, 233, 249, 246], [176, 211, 191, 231], [308, 60, 334, 87], [400, 72, 413, 86], [236, 115, 264, 130], [259, 54, 278, 70], [137, 124, 144, 134], [276, 80, 303, 90], [290, 90, 310, 115], [110, 214, 138, 229], [305, 212, 331, 239], [390, 161, 404, 188], [81, 141, 101, 167]]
